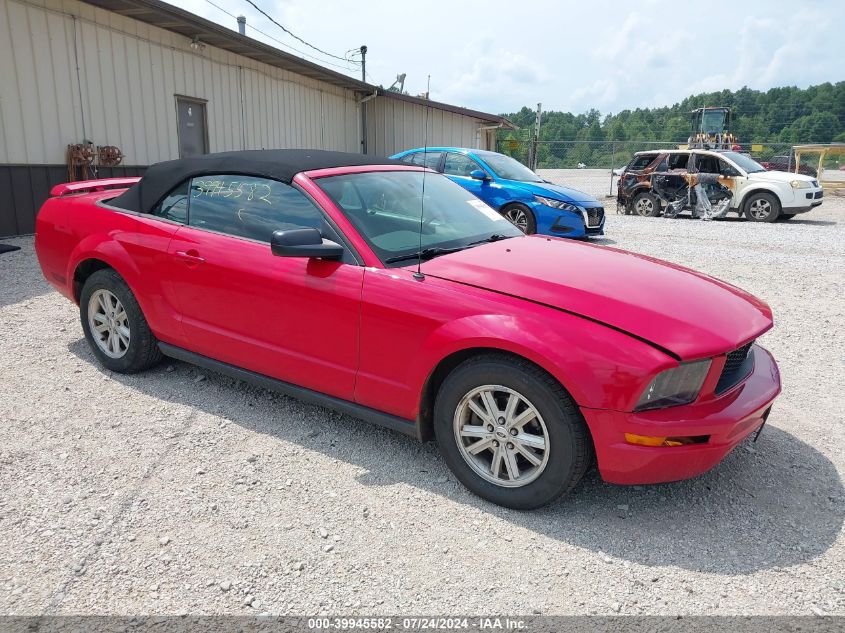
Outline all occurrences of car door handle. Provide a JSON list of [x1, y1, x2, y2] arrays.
[[175, 250, 205, 265]]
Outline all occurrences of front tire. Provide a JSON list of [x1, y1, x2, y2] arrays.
[[744, 192, 780, 222], [80, 269, 163, 373], [433, 354, 592, 509], [631, 191, 661, 217], [501, 203, 537, 234]]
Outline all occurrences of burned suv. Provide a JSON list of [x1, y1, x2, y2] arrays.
[[617, 149, 824, 222]]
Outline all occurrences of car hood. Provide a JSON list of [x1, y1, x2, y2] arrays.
[[748, 170, 815, 183], [502, 179, 600, 206], [420, 237, 772, 359]]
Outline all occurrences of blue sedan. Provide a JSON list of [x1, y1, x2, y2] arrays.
[[390, 147, 605, 237]]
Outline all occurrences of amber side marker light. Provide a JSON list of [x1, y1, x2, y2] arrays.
[[624, 433, 710, 447]]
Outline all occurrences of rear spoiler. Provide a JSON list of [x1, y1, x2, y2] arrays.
[[50, 177, 141, 197]]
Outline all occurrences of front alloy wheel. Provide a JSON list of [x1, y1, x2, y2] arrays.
[[433, 354, 592, 509], [501, 204, 536, 234], [453, 385, 550, 487], [745, 192, 780, 222], [504, 207, 530, 232]]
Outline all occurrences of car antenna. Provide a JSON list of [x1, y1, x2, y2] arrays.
[[413, 74, 431, 281]]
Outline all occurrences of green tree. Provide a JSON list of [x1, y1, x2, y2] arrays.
[[500, 81, 845, 146]]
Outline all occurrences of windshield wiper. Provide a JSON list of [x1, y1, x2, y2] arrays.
[[384, 246, 469, 264], [385, 234, 514, 265], [466, 233, 513, 246]]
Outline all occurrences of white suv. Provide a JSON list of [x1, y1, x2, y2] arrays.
[[619, 149, 824, 222]]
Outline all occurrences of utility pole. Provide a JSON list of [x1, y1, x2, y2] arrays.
[[360, 45, 368, 154], [529, 102, 542, 170]]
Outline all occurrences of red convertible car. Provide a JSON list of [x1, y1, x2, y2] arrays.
[[35, 150, 781, 509]]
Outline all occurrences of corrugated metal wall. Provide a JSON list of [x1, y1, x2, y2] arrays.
[[0, 0, 361, 165], [367, 98, 485, 156], [0, 164, 144, 235]]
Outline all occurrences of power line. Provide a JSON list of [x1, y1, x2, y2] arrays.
[[240, 0, 355, 63], [202, 0, 359, 73]]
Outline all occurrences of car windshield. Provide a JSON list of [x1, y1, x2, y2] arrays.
[[721, 151, 767, 173], [477, 153, 544, 183], [317, 171, 522, 267]]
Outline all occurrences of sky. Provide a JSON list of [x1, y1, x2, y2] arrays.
[[168, 0, 845, 116]]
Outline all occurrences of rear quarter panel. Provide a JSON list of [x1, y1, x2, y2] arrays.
[[35, 197, 75, 298], [36, 191, 184, 344]]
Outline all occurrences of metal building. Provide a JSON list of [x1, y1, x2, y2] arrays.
[[0, 0, 511, 236]]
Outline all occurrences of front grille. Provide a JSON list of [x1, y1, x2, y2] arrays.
[[815, 190, 823, 199], [584, 207, 604, 228], [715, 341, 754, 394]]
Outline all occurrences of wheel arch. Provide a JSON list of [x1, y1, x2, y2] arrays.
[[736, 186, 783, 210], [631, 187, 659, 201], [628, 183, 653, 194], [67, 235, 144, 305], [72, 258, 114, 303], [626, 184, 657, 208], [416, 346, 583, 443], [499, 199, 533, 213]]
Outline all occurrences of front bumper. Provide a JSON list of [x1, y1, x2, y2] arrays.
[[581, 345, 781, 485], [536, 205, 605, 238], [783, 188, 823, 213]]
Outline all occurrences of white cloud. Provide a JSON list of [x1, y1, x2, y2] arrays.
[[165, 0, 844, 115], [435, 38, 551, 111]]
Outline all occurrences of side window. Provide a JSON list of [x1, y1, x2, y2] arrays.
[[695, 155, 720, 174], [410, 151, 443, 170], [443, 153, 482, 177], [188, 174, 333, 243], [399, 154, 416, 165], [628, 154, 658, 171], [667, 153, 690, 170], [151, 179, 190, 223], [719, 160, 740, 177]]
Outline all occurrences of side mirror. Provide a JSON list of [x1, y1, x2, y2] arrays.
[[270, 228, 344, 260], [470, 169, 490, 181]]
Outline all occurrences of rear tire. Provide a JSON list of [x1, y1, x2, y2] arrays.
[[631, 191, 661, 217], [501, 203, 537, 234], [80, 269, 163, 373], [433, 354, 592, 509], [744, 192, 780, 222]]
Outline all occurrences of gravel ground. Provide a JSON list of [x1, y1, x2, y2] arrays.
[[1, 180, 843, 617]]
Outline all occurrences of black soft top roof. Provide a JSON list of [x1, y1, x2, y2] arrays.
[[110, 149, 401, 213]]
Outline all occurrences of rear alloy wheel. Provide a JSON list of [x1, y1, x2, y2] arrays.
[[502, 204, 537, 234], [631, 192, 661, 217], [80, 269, 163, 373], [744, 192, 780, 222], [434, 354, 592, 509], [88, 289, 131, 359]]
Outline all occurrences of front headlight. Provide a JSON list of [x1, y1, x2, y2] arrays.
[[790, 180, 811, 189], [534, 195, 579, 212], [635, 360, 711, 411]]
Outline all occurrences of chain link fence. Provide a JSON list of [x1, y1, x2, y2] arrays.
[[495, 139, 802, 171]]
